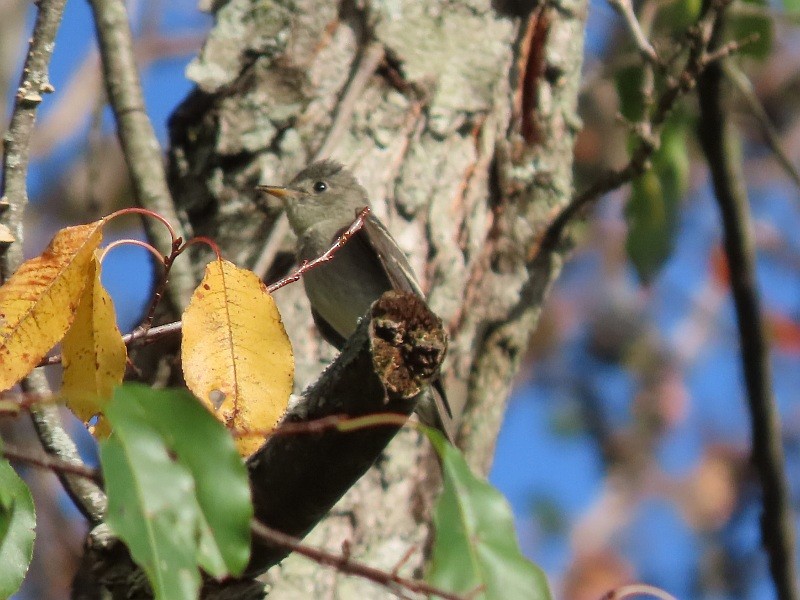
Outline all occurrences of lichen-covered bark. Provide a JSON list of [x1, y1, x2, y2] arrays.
[[167, 0, 586, 596]]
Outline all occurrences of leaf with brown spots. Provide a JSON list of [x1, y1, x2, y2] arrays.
[[0, 220, 104, 391], [181, 259, 293, 457]]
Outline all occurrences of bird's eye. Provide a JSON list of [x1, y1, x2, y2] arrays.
[[312, 181, 328, 193]]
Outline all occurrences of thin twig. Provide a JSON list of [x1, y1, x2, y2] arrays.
[[2, 441, 102, 484], [266, 206, 370, 292], [697, 22, 799, 600], [537, 0, 736, 256], [608, 0, 660, 63], [232, 412, 413, 439], [1, 0, 64, 278], [87, 0, 196, 311], [250, 520, 466, 600], [723, 62, 800, 191], [0, 0, 107, 525], [600, 583, 679, 600], [40, 208, 371, 366]]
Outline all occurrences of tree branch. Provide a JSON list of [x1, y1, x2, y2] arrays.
[[250, 520, 466, 600], [0, 0, 64, 273], [537, 0, 736, 255], [87, 0, 196, 311], [0, 0, 107, 526], [608, 0, 660, 64], [697, 29, 799, 600], [246, 291, 447, 573], [723, 62, 800, 191], [1, 440, 101, 484]]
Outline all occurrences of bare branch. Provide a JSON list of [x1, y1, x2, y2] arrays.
[[87, 0, 196, 311], [608, 0, 660, 64], [0, 0, 107, 526], [724, 62, 800, 191], [250, 520, 466, 600], [1, 0, 64, 279], [536, 0, 735, 256], [2, 440, 102, 484], [697, 35, 799, 600]]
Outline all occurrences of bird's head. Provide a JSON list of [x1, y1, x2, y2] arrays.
[[258, 160, 370, 236]]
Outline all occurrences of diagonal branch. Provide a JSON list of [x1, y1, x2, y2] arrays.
[[250, 520, 466, 600], [0, 0, 107, 525], [697, 30, 799, 600], [536, 0, 740, 256], [723, 62, 800, 191], [87, 0, 196, 311]]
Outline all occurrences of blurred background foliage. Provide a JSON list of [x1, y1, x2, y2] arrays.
[[2, 0, 800, 598]]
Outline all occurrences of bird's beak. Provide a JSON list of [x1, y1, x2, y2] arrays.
[[256, 185, 294, 201]]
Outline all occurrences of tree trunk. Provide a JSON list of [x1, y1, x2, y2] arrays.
[[166, 0, 586, 595]]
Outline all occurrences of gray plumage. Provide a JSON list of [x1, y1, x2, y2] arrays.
[[260, 161, 454, 440]]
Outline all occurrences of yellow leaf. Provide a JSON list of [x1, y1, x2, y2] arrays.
[[0, 221, 104, 391], [182, 259, 294, 457], [61, 252, 127, 438]]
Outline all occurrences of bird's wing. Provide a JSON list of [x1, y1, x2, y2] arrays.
[[362, 214, 455, 432], [310, 308, 348, 349], [360, 213, 426, 297], [334, 213, 456, 440]]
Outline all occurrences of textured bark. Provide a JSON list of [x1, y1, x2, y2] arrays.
[[247, 291, 447, 574], [167, 0, 586, 596]]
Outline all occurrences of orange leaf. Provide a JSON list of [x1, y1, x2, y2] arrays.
[[182, 259, 294, 457], [709, 244, 729, 288], [767, 311, 800, 354], [61, 252, 126, 438], [0, 220, 104, 391]]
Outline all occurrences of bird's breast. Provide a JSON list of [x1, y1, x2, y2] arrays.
[[300, 239, 391, 338]]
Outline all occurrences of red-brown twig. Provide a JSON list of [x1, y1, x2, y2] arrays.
[[267, 206, 371, 293], [39, 209, 371, 367], [2, 441, 102, 484], [600, 583, 678, 600], [99, 238, 166, 266], [250, 520, 466, 600], [88, 0, 195, 311], [230, 413, 413, 440], [105, 206, 180, 247]]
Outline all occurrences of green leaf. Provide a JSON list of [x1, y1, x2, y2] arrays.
[[425, 429, 552, 600], [0, 454, 35, 598], [655, 0, 703, 34], [625, 118, 689, 282], [616, 65, 646, 122], [100, 384, 252, 600], [784, 0, 800, 13]]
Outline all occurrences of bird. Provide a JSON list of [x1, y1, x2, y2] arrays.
[[258, 160, 454, 441]]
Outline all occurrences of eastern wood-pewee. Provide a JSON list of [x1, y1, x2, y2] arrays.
[[258, 160, 454, 441]]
